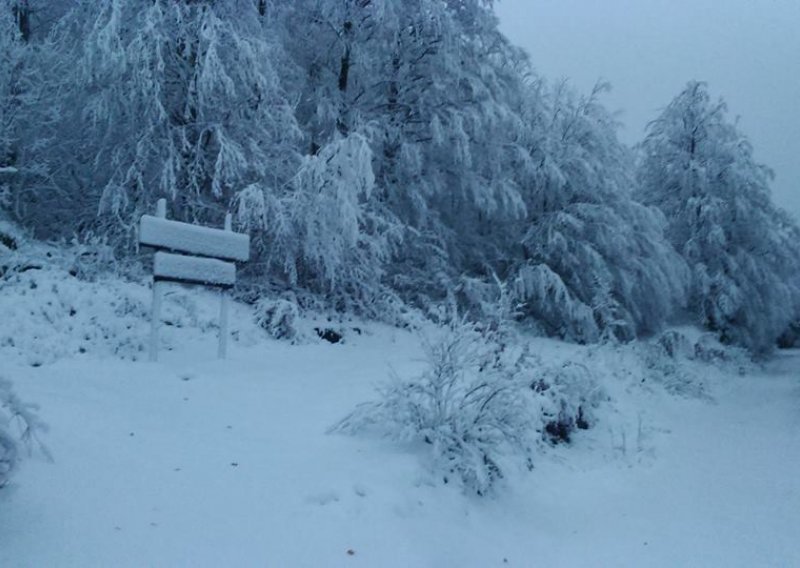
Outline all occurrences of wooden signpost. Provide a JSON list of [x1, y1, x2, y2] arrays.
[[139, 199, 250, 361]]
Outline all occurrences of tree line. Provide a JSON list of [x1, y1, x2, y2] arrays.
[[2, 0, 798, 354]]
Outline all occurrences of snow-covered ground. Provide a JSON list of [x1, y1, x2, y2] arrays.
[[1, 267, 799, 567]]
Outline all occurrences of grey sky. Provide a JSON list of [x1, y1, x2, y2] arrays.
[[496, 0, 800, 220]]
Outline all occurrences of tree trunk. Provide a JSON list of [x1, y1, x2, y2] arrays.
[[336, 21, 353, 136], [12, 0, 31, 42]]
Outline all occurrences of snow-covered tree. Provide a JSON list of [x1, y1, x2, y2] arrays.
[[637, 81, 800, 354], [0, 1, 719, 343], [269, 0, 532, 314], [511, 81, 689, 342], [0, 1, 32, 211], [27, 0, 301, 246], [0, 4, 19, 210], [0, 0, 63, 222], [370, 0, 531, 307], [237, 133, 395, 312]]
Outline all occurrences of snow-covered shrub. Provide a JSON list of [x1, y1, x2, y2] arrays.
[[0, 377, 48, 488], [0, 222, 46, 283], [656, 330, 695, 360], [691, 333, 750, 370], [532, 361, 604, 444], [0, 219, 21, 252], [254, 298, 300, 341], [778, 322, 800, 349], [630, 330, 746, 398], [61, 233, 120, 282], [635, 339, 705, 398], [333, 317, 540, 495]]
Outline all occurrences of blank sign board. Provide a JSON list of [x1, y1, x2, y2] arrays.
[[140, 200, 249, 361], [140, 215, 250, 261], [154, 252, 236, 288]]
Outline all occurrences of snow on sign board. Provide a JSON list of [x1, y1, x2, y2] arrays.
[[154, 252, 236, 288], [140, 199, 250, 361], [140, 215, 249, 261]]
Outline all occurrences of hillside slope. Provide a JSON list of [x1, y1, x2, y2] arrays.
[[0, 269, 798, 567]]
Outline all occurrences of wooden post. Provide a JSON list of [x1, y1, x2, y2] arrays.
[[150, 280, 163, 362], [218, 290, 230, 359], [149, 199, 167, 362], [217, 212, 233, 359]]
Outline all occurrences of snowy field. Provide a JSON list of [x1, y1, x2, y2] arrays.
[[3, 2, 800, 566], [1, 267, 799, 567]]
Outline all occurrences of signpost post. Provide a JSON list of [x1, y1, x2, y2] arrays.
[[139, 199, 250, 361]]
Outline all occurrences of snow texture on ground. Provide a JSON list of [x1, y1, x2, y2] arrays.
[[1, 269, 799, 567]]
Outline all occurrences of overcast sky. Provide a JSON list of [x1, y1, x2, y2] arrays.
[[495, 0, 800, 220]]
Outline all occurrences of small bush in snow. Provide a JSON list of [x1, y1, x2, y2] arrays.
[[657, 330, 695, 360], [691, 333, 751, 370], [0, 221, 33, 280], [63, 233, 119, 282], [0, 220, 20, 252], [254, 298, 301, 341], [633, 331, 747, 398], [532, 362, 604, 444], [333, 317, 540, 495], [778, 322, 800, 349], [634, 339, 703, 398], [0, 377, 48, 488]]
